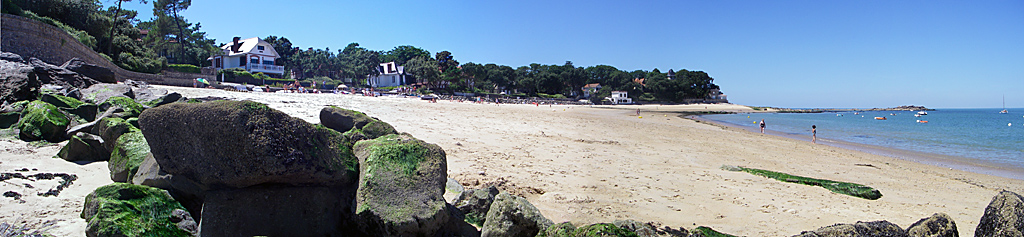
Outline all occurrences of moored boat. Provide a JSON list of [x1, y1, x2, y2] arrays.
[[874, 117, 887, 120]]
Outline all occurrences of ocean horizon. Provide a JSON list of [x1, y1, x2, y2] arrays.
[[703, 108, 1024, 178]]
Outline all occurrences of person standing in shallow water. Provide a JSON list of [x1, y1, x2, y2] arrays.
[[812, 125, 817, 143], [759, 119, 766, 133]]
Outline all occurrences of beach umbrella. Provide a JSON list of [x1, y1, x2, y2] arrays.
[[197, 78, 210, 85]]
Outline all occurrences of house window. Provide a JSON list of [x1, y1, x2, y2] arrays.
[[263, 60, 273, 65], [250, 58, 259, 64], [257, 46, 265, 50], [215, 58, 222, 68], [240, 58, 246, 66]]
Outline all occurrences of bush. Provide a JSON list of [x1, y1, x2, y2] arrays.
[[536, 93, 566, 99], [167, 64, 201, 74], [22, 11, 96, 49]]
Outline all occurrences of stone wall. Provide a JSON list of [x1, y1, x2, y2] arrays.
[[1, 13, 213, 87]]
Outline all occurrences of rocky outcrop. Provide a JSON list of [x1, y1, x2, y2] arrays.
[[481, 192, 554, 237], [321, 106, 397, 140], [61, 58, 115, 83], [976, 190, 1024, 237], [99, 96, 146, 118], [0, 57, 38, 104], [92, 117, 136, 151], [353, 133, 449, 236], [139, 100, 359, 189], [794, 221, 908, 237], [15, 100, 69, 142], [906, 213, 957, 237], [81, 183, 197, 237], [454, 186, 500, 226], [27, 57, 100, 89]]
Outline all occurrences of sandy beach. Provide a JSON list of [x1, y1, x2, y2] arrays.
[[3, 85, 1022, 236]]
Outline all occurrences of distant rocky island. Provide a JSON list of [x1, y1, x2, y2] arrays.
[[758, 105, 935, 113]]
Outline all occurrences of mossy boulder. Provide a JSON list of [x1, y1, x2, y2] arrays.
[[64, 103, 99, 122], [100, 96, 145, 118], [907, 213, 957, 237], [81, 183, 197, 237], [544, 222, 577, 237], [572, 223, 639, 237], [794, 221, 906, 237], [353, 134, 449, 236], [321, 106, 373, 132], [58, 133, 108, 162], [92, 117, 138, 151], [454, 186, 500, 227], [481, 192, 554, 237], [976, 190, 1024, 237], [40, 92, 84, 108], [612, 219, 660, 237], [109, 131, 151, 183], [321, 106, 396, 140], [139, 100, 358, 189], [15, 100, 70, 142]]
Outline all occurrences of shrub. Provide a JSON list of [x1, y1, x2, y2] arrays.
[[167, 64, 201, 74]]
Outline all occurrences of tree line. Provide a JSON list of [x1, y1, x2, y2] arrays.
[[266, 36, 720, 102], [1, 0, 720, 102]]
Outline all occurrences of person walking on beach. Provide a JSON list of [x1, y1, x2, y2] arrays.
[[759, 119, 766, 133], [812, 125, 817, 143]]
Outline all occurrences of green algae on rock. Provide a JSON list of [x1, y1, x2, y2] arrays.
[[109, 131, 151, 183], [100, 96, 145, 118], [573, 223, 639, 237], [353, 133, 449, 236], [81, 183, 197, 237], [16, 100, 69, 142], [481, 192, 554, 237]]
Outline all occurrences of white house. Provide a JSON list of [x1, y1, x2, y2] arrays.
[[208, 37, 285, 77], [607, 91, 632, 104], [368, 62, 406, 88], [582, 83, 602, 98]]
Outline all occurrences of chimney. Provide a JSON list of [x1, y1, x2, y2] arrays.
[[231, 37, 241, 53]]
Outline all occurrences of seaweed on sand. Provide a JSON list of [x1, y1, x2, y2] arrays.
[[723, 165, 883, 200]]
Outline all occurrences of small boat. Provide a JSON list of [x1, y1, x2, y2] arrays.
[[1000, 95, 1009, 114], [916, 120, 928, 123], [874, 117, 887, 120], [917, 111, 928, 115], [914, 114, 922, 117]]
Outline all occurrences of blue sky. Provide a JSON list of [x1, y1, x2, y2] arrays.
[[111, 0, 1023, 109]]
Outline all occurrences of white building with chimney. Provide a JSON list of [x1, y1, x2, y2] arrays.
[[208, 37, 285, 77]]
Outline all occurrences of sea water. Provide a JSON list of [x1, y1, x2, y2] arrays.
[[704, 109, 1024, 171]]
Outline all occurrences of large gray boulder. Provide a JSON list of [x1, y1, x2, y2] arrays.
[[0, 58, 39, 104], [321, 106, 397, 140], [480, 192, 554, 237], [27, 58, 99, 89], [61, 58, 115, 83], [794, 221, 908, 237], [906, 213, 957, 237], [139, 100, 358, 189], [91, 117, 136, 151], [454, 186, 500, 226], [81, 183, 197, 237], [976, 190, 1024, 237], [353, 133, 449, 236], [613, 219, 660, 237], [80, 83, 133, 104], [198, 185, 353, 236]]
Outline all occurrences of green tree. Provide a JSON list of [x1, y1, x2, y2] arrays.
[[405, 56, 438, 87], [380, 45, 430, 66], [107, 0, 147, 53]]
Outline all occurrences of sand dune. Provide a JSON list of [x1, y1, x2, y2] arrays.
[[2, 86, 1020, 236]]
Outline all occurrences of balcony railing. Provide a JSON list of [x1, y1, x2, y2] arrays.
[[247, 64, 284, 73]]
